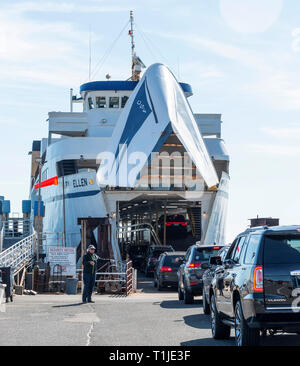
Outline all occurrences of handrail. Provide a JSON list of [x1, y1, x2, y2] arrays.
[[0, 233, 36, 275], [118, 222, 162, 246]]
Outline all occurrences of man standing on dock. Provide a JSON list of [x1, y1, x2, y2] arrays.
[[82, 245, 98, 303]]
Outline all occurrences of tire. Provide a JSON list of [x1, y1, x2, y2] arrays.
[[234, 300, 260, 346], [210, 294, 231, 339], [157, 281, 163, 291], [202, 291, 210, 315], [178, 285, 184, 300], [184, 284, 194, 304]]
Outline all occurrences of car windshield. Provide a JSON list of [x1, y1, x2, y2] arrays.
[[193, 247, 222, 262], [163, 256, 183, 268], [167, 215, 185, 222], [264, 235, 300, 264]]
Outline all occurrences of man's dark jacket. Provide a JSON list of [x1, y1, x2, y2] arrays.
[[83, 252, 98, 274]]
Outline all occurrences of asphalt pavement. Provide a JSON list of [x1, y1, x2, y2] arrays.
[[0, 275, 299, 346]]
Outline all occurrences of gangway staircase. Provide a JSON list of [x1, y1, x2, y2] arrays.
[[0, 233, 36, 276], [188, 207, 202, 240]]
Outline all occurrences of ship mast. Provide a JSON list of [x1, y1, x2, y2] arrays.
[[129, 10, 145, 81]]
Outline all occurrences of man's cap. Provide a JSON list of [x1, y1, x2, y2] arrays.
[[87, 245, 96, 250]]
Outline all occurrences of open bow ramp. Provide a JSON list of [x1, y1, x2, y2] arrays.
[[97, 63, 219, 189]]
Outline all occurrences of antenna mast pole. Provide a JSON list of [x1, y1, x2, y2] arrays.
[[129, 10, 135, 79], [89, 25, 92, 81]]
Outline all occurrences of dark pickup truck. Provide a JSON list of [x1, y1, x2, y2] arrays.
[[209, 225, 300, 346]]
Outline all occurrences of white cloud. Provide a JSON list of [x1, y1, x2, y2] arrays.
[[261, 126, 300, 140], [3, 1, 128, 14], [248, 143, 300, 157], [246, 71, 300, 111], [150, 30, 267, 70], [0, 5, 97, 88]]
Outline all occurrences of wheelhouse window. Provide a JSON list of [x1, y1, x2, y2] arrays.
[[109, 97, 119, 108], [88, 97, 94, 109], [121, 96, 129, 108], [96, 96, 106, 108]]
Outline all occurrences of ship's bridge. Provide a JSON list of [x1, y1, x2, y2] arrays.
[[79, 80, 193, 112]]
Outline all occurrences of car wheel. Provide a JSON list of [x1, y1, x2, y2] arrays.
[[202, 291, 210, 315], [183, 285, 194, 304], [157, 281, 163, 291], [210, 294, 231, 339], [178, 285, 184, 300], [234, 300, 260, 346]]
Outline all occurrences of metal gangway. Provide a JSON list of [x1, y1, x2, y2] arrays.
[[0, 233, 36, 275], [118, 222, 162, 246]]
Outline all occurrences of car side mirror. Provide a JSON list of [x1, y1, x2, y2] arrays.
[[209, 256, 222, 266], [224, 259, 234, 269], [200, 262, 209, 270], [177, 258, 184, 265]]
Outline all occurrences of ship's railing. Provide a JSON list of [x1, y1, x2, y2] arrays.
[[118, 222, 162, 246], [0, 233, 36, 275]]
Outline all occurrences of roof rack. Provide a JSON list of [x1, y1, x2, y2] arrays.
[[244, 225, 269, 233]]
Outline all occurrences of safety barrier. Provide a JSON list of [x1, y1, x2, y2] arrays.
[[77, 259, 135, 296], [0, 233, 36, 275]]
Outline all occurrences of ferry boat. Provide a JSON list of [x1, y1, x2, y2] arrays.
[[28, 12, 230, 265]]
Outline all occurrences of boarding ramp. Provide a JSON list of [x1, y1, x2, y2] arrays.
[[0, 233, 36, 275]]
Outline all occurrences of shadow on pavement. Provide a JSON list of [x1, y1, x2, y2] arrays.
[[183, 314, 211, 330], [159, 299, 202, 309], [52, 303, 85, 308], [181, 337, 234, 346], [181, 334, 300, 346], [260, 334, 300, 346]]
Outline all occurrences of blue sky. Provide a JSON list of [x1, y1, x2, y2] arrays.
[[0, 0, 300, 242]]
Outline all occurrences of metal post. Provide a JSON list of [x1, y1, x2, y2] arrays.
[[37, 162, 42, 264], [70, 88, 73, 112], [163, 202, 167, 246], [62, 176, 66, 247], [149, 210, 153, 245], [80, 220, 85, 293], [134, 268, 137, 293], [155, 205, 159, 235]]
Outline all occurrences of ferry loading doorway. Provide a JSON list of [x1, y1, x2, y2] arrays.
[[117, 195, 203, 257]]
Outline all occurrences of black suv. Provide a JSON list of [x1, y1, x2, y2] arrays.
[[209, 225, 300, 346], [154, 251, 186, 290], [177, 244, 224, 304], [156, 214, 189, 239], [144, 245, 175, 276]]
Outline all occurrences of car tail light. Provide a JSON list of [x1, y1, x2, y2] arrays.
[[253, 266, 263, 292], [190, 282, 197, 286], [189, 263, 201, 268], [213, 246, 220, 250], [160, 266, 172, 272], [165, 222, 187, 226]]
